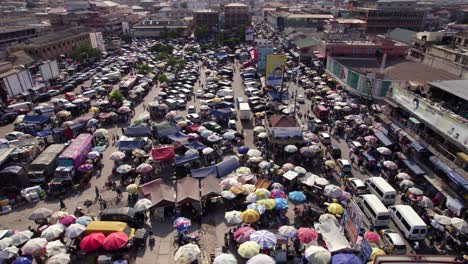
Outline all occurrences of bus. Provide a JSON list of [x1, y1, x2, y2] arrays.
[[313, 104, 329, 120], [119, 76, 138, 91], [57, 133, 94, 169]]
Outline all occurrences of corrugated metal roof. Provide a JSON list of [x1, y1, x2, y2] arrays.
[[388, 28, 416, 45], [427, 80, 468, 101]]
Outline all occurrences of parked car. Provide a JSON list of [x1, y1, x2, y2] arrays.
[[297, 94, 305, 103], [202, 121, 221, 132], [318, 132, 331, 145], [380, 229, 407, 254], [0, 110, 18, 125], [5, 131, 25, 141], [346, 178, 367, 195]]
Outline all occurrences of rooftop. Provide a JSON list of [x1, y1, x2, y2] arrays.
[[427, 80, 468, 102], [388, 28, 416, 45], [26, 27, 90, 46], [287, 14, 333, 19], [269, 115, 298, 127], [224, 3, 248, 7], [334, 18, 366, 24], [292, 37, 321, 48], [0, 26, 35, 34], [134, 19, 187, 27], [91, 1, 119, 7]]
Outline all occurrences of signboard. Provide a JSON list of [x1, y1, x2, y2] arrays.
[[245, 26, 254, 41], [392, 87, 468, 149], [257, 45, 274, 72], [89, 32, 106, 52], [122, 22, 130, 34], [39, 60, 59, 81], [358, 238, 373, 263], [2, 70, 33, 97], [265, 54, 286, 87], [344, 200, 363, 245]]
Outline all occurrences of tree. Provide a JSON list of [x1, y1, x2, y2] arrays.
[[69, 44, 101, 62], [158, 74, 168, 83], [180, 2, 188, 8], [194, 26, 209, 39], [136, 63, 151, 75], [109, 90, 124, 105], [150, 43, 173, 54], [120, 34, 132, 43]]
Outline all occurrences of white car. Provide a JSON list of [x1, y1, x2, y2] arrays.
[[297, 94, 305, 103], [187, 113, 201, 123], [5, 131, 25, 141], [195, 90, 203, 98]]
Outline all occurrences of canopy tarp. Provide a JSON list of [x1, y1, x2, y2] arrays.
[[124, 126, 151, 137], [191, 166, 217, 179], [153, 121, 179, 137], [151, 145, 175, 161], [216, 156, 240, 177], [118, 140, 146, 151], [176, 176, 200, 204], [201, 176, 222, 197], [139, 179, 175, 208], [37, 130, 53, 137], [401, 159, 426, 176], [167, 132, 189, 145], [212, 108, 233, 118], [429, 156, 468, 191], [318, 217, 351, 253], [409, 140, 427, 153], [175, 154, 199, 166], [185, 141, 206, 152], [23, 115, 49, 125], [269, 127, 302, 138], [373, 132, 394, 147], [186, 124, 201, 133]]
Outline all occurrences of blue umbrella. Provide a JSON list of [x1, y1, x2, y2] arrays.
[[76, 216, 93, 226], [331, 253, 362, 264], [250, 230, 277, 249], [288, 191, 307, 204], [238, 146, 249, 155], [173, 217, 191, 231], [12, 257, 32, 264], [274, 198, 288, 210]]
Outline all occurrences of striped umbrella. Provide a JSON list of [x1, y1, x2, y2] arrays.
[[250, 230, 277, 249]]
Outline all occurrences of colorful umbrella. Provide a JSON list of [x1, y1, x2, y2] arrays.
[[49, 211, 69, 224], [80, 233, 105, 253], [282, 163, 295, 171], [75, 216, 93, 226], [247, 203, 266, 215], [220, 190, 237, 200], [364, 231, 380, 243], [134, 198, 153, 212], [225, 211, 243, 225], [46, 240, 66, 256], [278, 226, 297, 238], [242, 184, 256, 194], [11, 231, 33, 246], [241, 209, 260, 223], [58, 215, 76, 226], [213, 253, 237, 264], [21, 238, 47, 255], [331, 253, 361, 264], [288, 191, 306, 204], [77, 163, 93, 173], [247, 254, 275, 264], [270, 189, 286, 199], [271, 182, 284, 190], [47, 253, 70, 264], [370, 247, 386, 261], [234, 227, 256, 243], [257, 199, 275, 210], [324, 185, 342, 198], [65, 224, 85, 239], [237, 146, 249, 154], [305, 245, 330, 264], [250, 230, 276, 249], [274, 198, 288, 210], [238, 241, 260, 259], [109, 151, 125, 161], [29, 208, 53, 220], [254, 188, 270, 199], [174, 244, 200, 264], [40, 224, 65, 241], [383, 160, 398, 170], [126, 184, 138, 194], [173, 217, 191, 231], [136, 163, 153, 173], [230, 185, 246, 195], [12, 256, 32, 264], [327, 203, 344, 216], [297, 228, 318, 243], [102, 232, 128, 251], [220, 177, 239, 189]]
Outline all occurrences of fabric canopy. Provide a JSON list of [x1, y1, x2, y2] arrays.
[[430, 156, 468, 190], [23, 115, 49, 125], [139, 179, 175, 208], [118, 140, 146, 151], [201, 176, 222, 197], [373, 132, 394, 147], [401, 159, 425, 176], [167, 132, 189, 145], [124, 126, 151, 137], [318, 217, 351, 253], [185, 141, 206, 151], [191, 166, 217, 179], [151, 146, 175, 161], [186, 124, 201, 133], [175, 154, 199, 166], [216, 156, 240, 178]]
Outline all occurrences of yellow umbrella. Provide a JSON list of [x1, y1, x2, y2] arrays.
[[255, 188, 270, 199], [327, 203, 344, 216], [230, 185, 246, 195], [212, 97, 222, 103], [255, 112, 264, 118], [241, 209, 260, 223], [49, 211, 69, 224], [325, 160, 336, 168], [238, 241, 260, 259], [57, 111, 71, 117], [14, 115, 25, 125], [370, 247, 386, 261], [89, 107, 99, 113], [321, 74, 327, 78], [242, 184, 256, 194], [257, 199, 276, 210], [126, 184, 138, 194]]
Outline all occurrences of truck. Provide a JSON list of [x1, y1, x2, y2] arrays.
[[239, 103, 251, 120], [54, 134, 94, 182], [28, 144, 65, 183]]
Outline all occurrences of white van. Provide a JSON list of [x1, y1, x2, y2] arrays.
[[82, 90, 97, 99], [359, 194, 391, 227], [388, 205, 427, 240], [7, 102, 33, 113], [365, 177, 397, 205]]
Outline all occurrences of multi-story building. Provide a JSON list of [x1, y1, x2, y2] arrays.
[[323, 18, 367, 40], [186, 0, 208, 10], [223, 3, 250, 30], [354, 0, 426, 35], [132, 19, 191, 38], [265, 11, 333, 31], [152, 7, 193, 21], [0, 11, 40, 27], [193, 9, 219, 32], [0, 26, 38, 51], [409, 31, 455, 60]]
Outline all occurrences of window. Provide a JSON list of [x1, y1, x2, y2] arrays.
[[396, 211, 402, 219], [375, 186, 384, 197], [377, 214, 390, 220], [363, 200, 377, 218]]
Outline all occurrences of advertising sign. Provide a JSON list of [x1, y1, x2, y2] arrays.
[[257, 46, 274, 72], [90, 32, 105, 52], [39, 60, 59, 81], [265, 54, 286, 87], [344, 200, 363, 245], [122, 22, 130, 34], [245, 26, 254, 41]]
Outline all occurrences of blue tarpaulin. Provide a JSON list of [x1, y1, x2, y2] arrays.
[[167, 132, 189, 145], [23, 115, 49, 125], [156, 127, 179, 137], [212, 108, 233, 118], [37, 130, 52, 137], [125, 126, 151, 137], [118, 140, 146, 151], [409, 140, 427, 152], [374, 132, 394, 147], [429, 156, 468, 191], [185, 141, 206, 151], [175, 154, 199, 166], [216, 156, 240, 177], [402, 159, 426, 176], [191, 166, 217, 179]]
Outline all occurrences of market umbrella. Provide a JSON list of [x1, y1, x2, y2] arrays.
[[109, 151, 125, 161], [223, 131, 236, 140], [297, 228, 318, 243], [278, 226, 297, 239], [234, 227, 256, 243], [236, 167, 251, 175], [256, 132, 268, 139], [134, 199, 153, 212], [200, 130, 214, 138], [434, 214, 451, 225], [257, 199, 275, 210], [324, 160, 336, 168], [408, 187, 423, 195], [12, 256, 31, 264], [370, 247, 386, 261], [21, 238, 47, 255], [176, 121, 187, 128], [49, 211, 69, 224], [202, 147, 214, 155], [247, 203, 266, 215], [46, 240, 66, 256], [56, 111, 71, 118], [247, 254, 275, 264], [288, 191, 306, 204], [238, 241, 260, 259], [253, 126, 266, 133], [241, 209, 260, 223], [331, 253, 361, 264], [245, 193, 258, 203], [0, 246, 19, 260], [221, 190, 237, 200], [102, 232, 128, 251], [399, 179, 415, 188], [451, 217, 468, 234], [417, 196, 434, 209], [294, 166, 307, 175], [75, 216, 93, 226], [187, 133, 200, 140], [284, 145, 298, 153], [271, 183, 284, 190], [324, 185, 342, 198], [364, 231, 380, 243], [327, 203, 344, 216], [319, 214, 338, 225], [0, 238, 12, 250], [255, 188, 270, 199], [383, 161, 398, 170], [11, 231, 33, 246], [136, 163, 153, 174], [225, 211, 243, 225], [230, 185, 245, 195], [305, 245, 331, 264], [242, 184, 256, 194], [80, 233, 105, 253], [65, 224, 85, 239], [237, 146, 249, 154], [376, 147, 391, 155], [94, 128, 108, 137], [58, 216, 75, 226], [270, 189, 286, 199], [247, 149, 262, 158], [248, 156, 263, 163], [173, 217, 191, 231], [213, 253, 237, 264], [29, 208, 53, 220], [117, 106, 131, 113], [220, 177, 239, 189], [174, 244, 200, 264], [250, 230, 276, 249], [86, 151, 100, 159], [132, 149, 146, 157], [258, 161, 271, 170], [116, 164, 133, 174], [274, 198, 288, 210], [41, 224, 65, 241], [282, 163, 295, 171], [239, 174, 256, 184], [364, 136, 377, 143], [89, 106, 99, 113], [47, 253, 70, 264], [126, 184, 138, 194], [396, 172, 411, 180]]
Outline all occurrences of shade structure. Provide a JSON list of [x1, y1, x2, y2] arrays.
[[116, 164, 133, 174], [327, 203, 344, 216], [174, 244, 200, 264], [41, 224, 65, 241], [241, 209, 260, 223], [370, 247, 386, 261], [274, 198, 288, 210], [364, 231, 380, 243], [324, 185, 342, 198], [270, 189, 286, 199], [58, 216, 76, 226], [253, 126, 266, 133], [1, 246, 19, 260], [247, 149, 262, 158], [236, 166, 252, 175], [246, 254, 275, 264], [254, 188, 270, 199], [234, 227, 256, 243], [288, 191, 306, 204], [451, 217, 468, 234], [11, 231, 33, 246], [230, 185, 246, 195], [331, 253, 362, 264], [278, 226, 297, 238], [238, 241, 260, 259], [282, 163, 295, 171], [408, 187, 423, 195], [102, 232, 128, 251], [75, 216, 93, 226], [396, 172, 411, 180], [258, 161, 271, 170], [126, 184, 139, 194], [136, 163, 153, 173], [220, 190, 237, 200], [47, 253, 70, 264], [257, 199, 275, 210], [250, 230, 277, 249], [284, 145, 298, 153], [49, 211, 69, 224], [305, 245, 331, 264], [417, 196, 434, 209], [65, 224, 85, 239], [383, 160, 398, 170], [237, 146, 249, 154], [29, 208, 53, 220], [46, 240, 66, 256], [173, 217, 192, 231], [77, 164, 93, 173], [247, 203, 266, 215], [80, 233, 105, 253], [109, 151, 125, 161], [0, 237, 12, 250], [245, 193, 258, 203], [297, 228, 318, 243], [213, 253, 237, 264], [21, 238, 47, 255], [434, 214, 451, 225], [134, 198, 153, 212], [220, 177, 239, 189], [225, 211, 243, 225]]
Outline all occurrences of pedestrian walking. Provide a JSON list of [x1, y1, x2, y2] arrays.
[[59, 197, 66, 210], [95, 186, 100, 200]]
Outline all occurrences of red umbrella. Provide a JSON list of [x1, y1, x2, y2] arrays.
[[297, 228, 318, 243], [270, 189, 286, 199], [364, 231, 380, 243], [80, 232, 105, 252], [102, 232, 128, 251], [59, 215, 76, 226], [233, 227, 256, 243]]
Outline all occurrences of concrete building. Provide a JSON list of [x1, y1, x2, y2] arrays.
[[186, 0, 208, 10], [152, 7, 193, 21], [0, 27, 38, 51], [9, 27, 91, 60], [265, 11, 332, 31], [409, 31, 455, 60], [0, 11, 40, 27], [65, 0, 91, 11], [223, 3, 250, 30], [132, 19, 190, 38], [323, 18, 367, 40], [193, 9, 219, 32]]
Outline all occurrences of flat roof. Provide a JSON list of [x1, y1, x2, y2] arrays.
[[0, 26, 35, 34], [334, 18, 366, 24], [27, 27, 89, 45], [225, 2, 248, 7], [427, 80, 468, 101], [287, 14, 333, 19]]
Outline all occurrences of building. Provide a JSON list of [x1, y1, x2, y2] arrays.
[[0, 26, 38, 51], [132, 19, 190, 38], [265, 11, 333, 31], [0, 62, 34, 102], [65, 0, 91, 11], [90, 0, 120, 14], [9, 27, 92, 60], [388, 28, 416, 45], [223, 3, 250, 30], [152, 7, 193, 21], [186, 0, 208, 10], [409, 31, 455, 60], [193, 9, 219, 32], [0, 11, 40, 27], [323, 18, 367, 40], [354, 0, 426, 34]]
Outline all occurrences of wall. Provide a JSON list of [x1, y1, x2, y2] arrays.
[[423, 53, 468, 79]]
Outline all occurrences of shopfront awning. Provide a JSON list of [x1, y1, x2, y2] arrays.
[[408, 117, 421, 125], [429, 156, 468, 191], [201, 176, 222, 197], [402, 159, 426, 176], [374, 132, 394, 147]]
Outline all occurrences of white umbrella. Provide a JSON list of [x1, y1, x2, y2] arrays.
[[11, 231, 34, 246], [408, 187, 423, 195], [65, 224, 85, 239], [213, 253, 237, 264], [225, 211, 243, 225], [21, 238, 47, 255], [396, 172, 411, 180], [294, 166, 307, 174], [248, 157, 263, 163], [376, 147, 391, 155], [258, 161, 271, 170], [47, 253, 71, 264], [451, 217, 468, 234], [324, 185, 342, 198], [0, 237, 12, 250], [134, 199, 153, 212], [434, 214, 451, 225], [278, 226, 297, 238], [200, 130, 214, 138], [257, 132, 268, 138], [242, 184, 256, 194], [29, 208, 53, 220], [247, 254, 275, 264], [383, 160, 398, 170], [221, 191, 237, 200], [399, 179, 414, 187], [223, 132, 236, 140], [0, 246, 18, 260], [245, 193, 258, 203], [41, 224, 65, 241], [305, 245, 331, 264], [174, 244, 200, 264], [202, 147, 214, 155], [247, 149, 262, 157], [185, 149, 199, 156], [247, 203, 266, 215], [284, 145, 298, 153], [109, 151, 125, 161], [418, 196, 433, 209], [50, 211, 69, 224], [136, 163, 153, 174], [253, 126, 266, 133], [87, 151, 100, 159], [46, 240, 66, 256], [116, 164, 133, 174]]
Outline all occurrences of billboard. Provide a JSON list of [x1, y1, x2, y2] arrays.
[[2, 70, 33, 97], [344, 200, 363, 245], [245, 26, 254, 41], [122, 22, 130, 34], [39, 60, 59, 81], [257, 45, 274, 73], [89, 32, 105, 52], [265, 54, 286, 86]]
